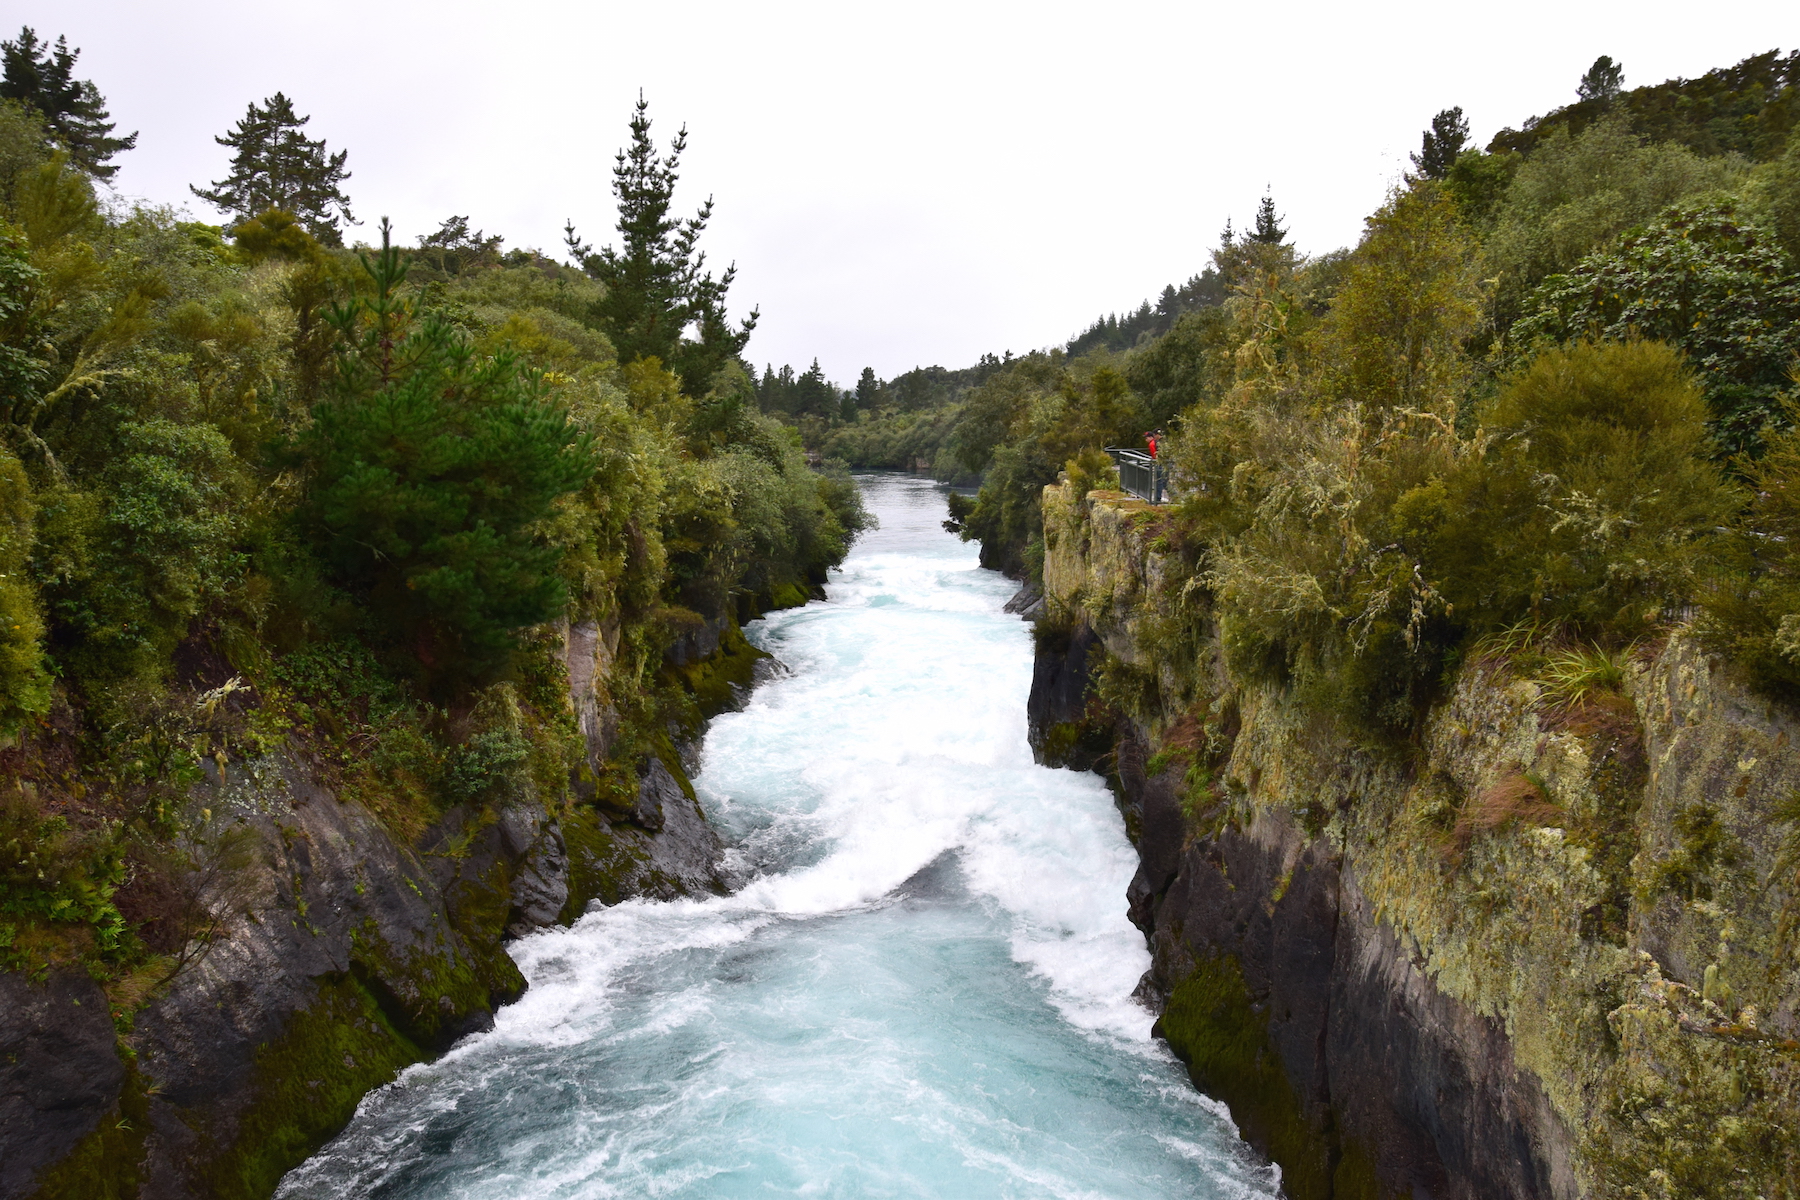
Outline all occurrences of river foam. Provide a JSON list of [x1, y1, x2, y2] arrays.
[[278, 473, 1278, 1200]]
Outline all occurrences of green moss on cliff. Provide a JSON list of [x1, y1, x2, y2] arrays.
[[347, 915, 515, 1051], [559, 803, 650, 913], [202, 972, 423, 1200], [25, 1061, 149, 1200], [666, 616, 767, 721], [1039, 718, 1115, 772], [442, 862, 528, 1003], [1155, 955, 1335, 1200]]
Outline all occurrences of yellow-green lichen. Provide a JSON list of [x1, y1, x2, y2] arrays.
[[1046, 482, 1800, 1198]]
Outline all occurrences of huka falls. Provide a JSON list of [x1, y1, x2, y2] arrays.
[[2, 17, 1799, 1200]]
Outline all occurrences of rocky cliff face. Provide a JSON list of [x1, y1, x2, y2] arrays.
[[1029, 482, 1800, 1200], [1, 614, 759, 1200]]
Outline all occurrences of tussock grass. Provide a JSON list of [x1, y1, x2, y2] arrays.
[[1538, 643, 1631, 712]]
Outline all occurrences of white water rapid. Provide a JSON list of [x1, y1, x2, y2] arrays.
[[278, 473, 1279, 1200]]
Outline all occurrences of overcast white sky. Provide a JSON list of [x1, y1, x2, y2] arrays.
[[18, 0, 1796, 383]]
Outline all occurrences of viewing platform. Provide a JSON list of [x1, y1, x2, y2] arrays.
[[1104, 448, 1170, 504]]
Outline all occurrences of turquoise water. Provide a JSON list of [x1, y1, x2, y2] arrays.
[[278, 474, 1278, 1200]]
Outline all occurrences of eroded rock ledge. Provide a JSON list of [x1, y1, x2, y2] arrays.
[[1027, 481, 1800, 1199]]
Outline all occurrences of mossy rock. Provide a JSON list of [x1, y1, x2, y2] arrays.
[[666, 616, 767, 721], [1038, 718, 1114, 772], [1155, 955, 1336, 1200], [736, 579, 820, 624], [347, 918, 516, 1052], [559, 803, 651, 914], [199, 972, 425, 1200], [25, 1064, 149, 1200]]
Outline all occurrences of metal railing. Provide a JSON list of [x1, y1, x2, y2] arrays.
[[1104, 448, 1168, 504]]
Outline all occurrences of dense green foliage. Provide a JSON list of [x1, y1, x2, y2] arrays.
[[303, 227, 594, 690], [936, 49, 1800, 750], [1491, 49, 1799, 163], [0, 66, 869, 990], [1513, 200, 1800, 452]]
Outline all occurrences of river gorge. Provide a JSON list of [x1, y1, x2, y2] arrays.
[[275, 474, 1281, 1199]]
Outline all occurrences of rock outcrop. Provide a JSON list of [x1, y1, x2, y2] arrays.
[[2, 609, 769, 1199], [1031, 481, 1800, 1199]]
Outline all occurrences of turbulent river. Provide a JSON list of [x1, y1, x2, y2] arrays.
[[278, 474, 1278, 1200]]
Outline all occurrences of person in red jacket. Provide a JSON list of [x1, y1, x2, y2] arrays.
[[1144, 430, 1158, 458]]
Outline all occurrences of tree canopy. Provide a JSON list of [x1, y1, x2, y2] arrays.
[[564, 94, 756, 394], [1410, 107, 1469, 180], [1577, 55, 1625, 103], [0, 26, 135, 178], [191, 92, 355, 244], [1249, 192, 1288, 245]]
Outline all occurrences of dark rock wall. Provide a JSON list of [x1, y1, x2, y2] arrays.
[[1043, 629, 1578, 1200], [0, 970, 122, 1198]]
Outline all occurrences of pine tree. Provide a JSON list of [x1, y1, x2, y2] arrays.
[[416, 215, 503, 277], [1410, 107, 1469, 180], [191, 93, 355, 245], [1249, 192, 1287, 244], [854, 367, 881, 416], [0, 27, 136, 179], [303, 221, 592, 688], [564, 93, 756, 394], [1578, 56, 1624, 103]]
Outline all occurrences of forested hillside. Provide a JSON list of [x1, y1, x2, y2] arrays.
[[924, 50, 1800, 708], [0, 32, 866, 1015]]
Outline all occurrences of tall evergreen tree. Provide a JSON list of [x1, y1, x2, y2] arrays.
[[191, 93, 355, 245], [1410, 107, 1469, 180], [1249, 192, 1288, 244], [563, 93, 756, 394], [303, 221, 592, 688], [855, 367, 881, 411], [1578, 55, 1625, 103], [0, 27, 136, 179]]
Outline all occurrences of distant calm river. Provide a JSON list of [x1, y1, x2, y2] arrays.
[[278, 474, 1278, 1200]]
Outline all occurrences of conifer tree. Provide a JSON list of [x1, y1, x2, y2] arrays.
[[1578, 55, 1624, 103], [191, 93, 355, 245], [0, 26, 136, 179], [564, 93, 757, 394], [1249, 192, 1288, 244], [855, 367, 881, 410], [1410, 107, 1469, 180], [303, 221, 592, 688]]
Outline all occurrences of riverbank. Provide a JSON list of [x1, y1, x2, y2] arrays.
[[1025, 480, 1800, 1199], [1, 600, 785, 1200]]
